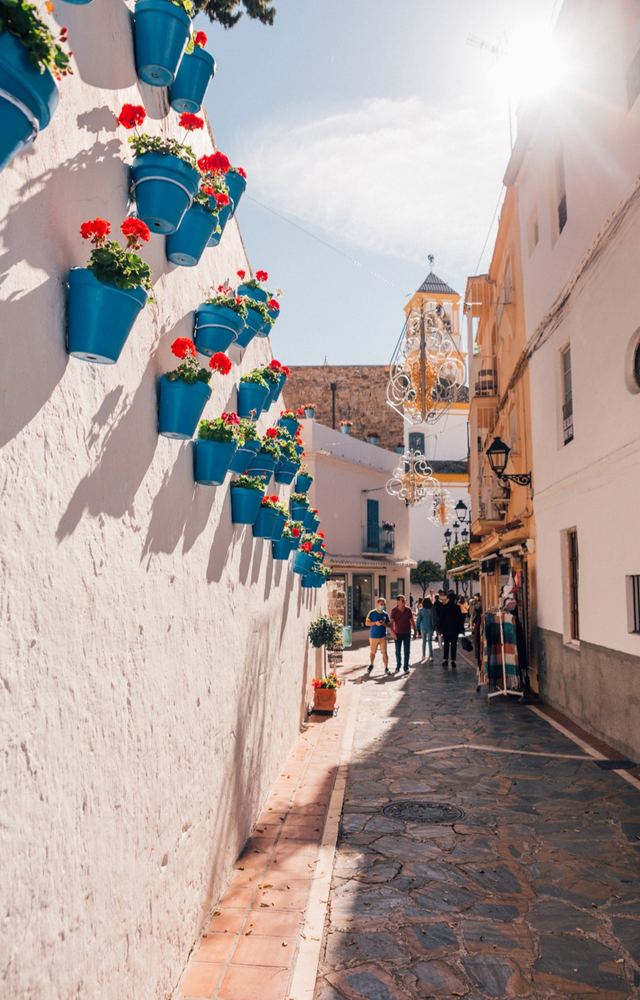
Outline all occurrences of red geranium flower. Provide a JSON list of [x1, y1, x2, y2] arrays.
[[198, 151, 231, 175], [237, 270, 246, 280], [193, 30, 207, 47], [215, 192, 230, 207], [292, 527, 300, 537], [209, 352, 232, 375], [171, 338, 196, 359], [235, 296, 243, 305], [80, 218, 111, 244], [255, 270, 269, 282], [117, 104, 146, 130], [179, 112, 204, 131], [267, 298, 280, 311], [318, 531, 325, 538], [282, 366, 290, 378], [296, 407, 305, 416], [265, 428, 278, 439], [201, 185, 215, 197], [235, 167, 247, 178], [269, 359, 282, 370], [300, 542, 312, 553], [320, 543, 325, 549], [121, 217, 151, 247], [222, 411, 241, 425]]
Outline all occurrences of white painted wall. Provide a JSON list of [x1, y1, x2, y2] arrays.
[[0, 7, 320, 999]]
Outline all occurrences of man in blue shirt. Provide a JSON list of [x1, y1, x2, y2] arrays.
[[366, 598, 392, 675]]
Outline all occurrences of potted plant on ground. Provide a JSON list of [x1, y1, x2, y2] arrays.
[[0, 1, 71, 171], [228, 417, 260, 474], [230, 473, 265, 525], [303, 403, 316, 419], [274, 433, 301, 485], [340, 420, 352, 435], [368, 431, 380, 445], [279, 409, 300, 437], [247, 428, 281, 481], [290, 491, 309, 521], [310, 671, 339, 709], [118, 103, 201, 234], [134, 0, 194, 87], [169, 28, 215, 112], [159, 339, 231, 439], [166, 165, 230, 266], [237, 369, 269, 418], [295, 466, 313, 493], [272, 520, 300, 560], [67, 217, 153, 364], [252, 494, 288, 539], [194, 284, 247, 355], [309, 614, 342, 709], [195, 411, 241, 485]]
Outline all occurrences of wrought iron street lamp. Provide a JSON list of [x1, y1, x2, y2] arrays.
[[444, 528, 452, 547], [454, 499, 469, 523], [485, 436, 532, 487], [461, 527, 469, 542]]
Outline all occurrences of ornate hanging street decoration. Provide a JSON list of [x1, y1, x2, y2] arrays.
[[386, 449, 439, 508], [387, 302, 466, 425], [428, 489, 455, 526]]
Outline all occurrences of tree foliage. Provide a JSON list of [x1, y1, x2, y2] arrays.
[[196, 0, 275, 28], [445, 542, 479, 580], [410, 560, 443, 596]]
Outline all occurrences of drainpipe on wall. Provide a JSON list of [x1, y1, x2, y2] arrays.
[[330, 382, 337, 428]]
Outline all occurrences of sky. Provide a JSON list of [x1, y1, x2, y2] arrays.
[[201, 0, 561, 366]]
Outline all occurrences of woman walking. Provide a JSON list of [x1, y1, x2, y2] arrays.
[[438, 590, 465, 669], [416, 598, 436, 663]]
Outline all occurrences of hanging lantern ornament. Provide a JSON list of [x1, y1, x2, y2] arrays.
[[428, 488, 455, 526], [387, 301, 466, 425], [386, 449, 439, 507]]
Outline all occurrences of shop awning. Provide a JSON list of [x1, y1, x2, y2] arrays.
[[448, 560, 481, 577], [469, 524, 530, 560]]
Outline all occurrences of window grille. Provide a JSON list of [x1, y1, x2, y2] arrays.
[[568, 530, 579, 640], [562, 347, 573, 444]]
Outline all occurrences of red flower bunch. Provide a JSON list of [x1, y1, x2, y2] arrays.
[[267, 298, 280, 311], [214, 191, 230, 207], [309, 507, 318, 515], [235, 167, 247, 179], [198, 151, 231, 175], [209, 352, 232, 375], [80, 218, 111, 245], [214, 283, 233, 296], [180, 113, 204, 131], [296, 407, 305, 416], [265, 428, 278, 439], [300, 542, 313, 553], [281, 366, 290, 378], [121, 217, 151, 250], [193, 30, 207, 47], [292, 527, 300, 537], [237, 270, 246, 280], [255, 270, 269, 282], [172, 338, 196, 359], [318, 531, 325, 538], [221, 411, 241, 425], [117, 104, 146, 130], [320, 543, 325, 549], [269, 359, 282, 370]]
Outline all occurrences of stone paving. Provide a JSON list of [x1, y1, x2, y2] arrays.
[[315, 644, 640, 1000]]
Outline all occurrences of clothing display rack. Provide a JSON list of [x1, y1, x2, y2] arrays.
[[482, 607, 524, 702]]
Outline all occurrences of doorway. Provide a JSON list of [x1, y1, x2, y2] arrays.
[[353, 574, 373, 629]]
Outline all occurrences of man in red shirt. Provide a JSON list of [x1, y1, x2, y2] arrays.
[[390, 595, 416, 675]]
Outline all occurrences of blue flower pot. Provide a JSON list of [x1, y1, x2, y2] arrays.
[[237, 284, 268, 304], [158, 376, 211, 440], [279, 417, 299, 437], [290, 531, 302, 550], [290, 501, 309, 521], [312, 538, 323, 552], [294, 444, 304, 457], [131, 152, 200, 234], [194, 303, 245, 356], [302, 575, 318, 589], [274, 458, 299, 485], [169, 46, 216, 113], [309, 515, 321, 533], [272, 537, 293, 560], [235, 307, 266, 349], [271, 511, 287, 541], [230, 485, 264, 525], [194, 438, 237, 486], [296, 474, 313, 493], [274, 373, 287, 402], [0, 32, 60, 173], [206, 200, 233, 247], [268, 305, 280, 324], [248, 452, 277, 477], [293, 551, 315, 576], [262, 376, 281, 409], [67, 269, 147, 364], [252, 506, 278, 539], [166, 203, 218, 266], [134, 0, 190, 86], [304, 509, 317, 530], [59, 0, 93, 4], [228, 438, 259, 474], [237, 381, 269, 418], [225, 170, 247, 217]]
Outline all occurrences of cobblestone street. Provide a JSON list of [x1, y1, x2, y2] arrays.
[[315, 646, 640, 1000]]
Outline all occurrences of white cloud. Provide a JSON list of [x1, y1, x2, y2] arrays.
[[237, 95, 510, 274]]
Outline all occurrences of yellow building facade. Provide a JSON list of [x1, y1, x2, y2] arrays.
[[466, 188, 538, 688]]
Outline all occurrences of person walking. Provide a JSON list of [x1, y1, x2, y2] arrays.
[[438, 590, 465, 669], [416, 598, 436, 663], [365, 598, 392, 676], [390, 595, 416, 675], [414, 597, 423, 636]]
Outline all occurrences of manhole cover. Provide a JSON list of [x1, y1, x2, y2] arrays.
[[594, 759, 637, 771], [381, 801, 465, 824]]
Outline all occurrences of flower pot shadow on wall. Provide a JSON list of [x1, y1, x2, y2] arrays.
[[134, 0, 191, 87], [230, 485, 264, 525], [234, 307, 265, 349], [272, 537, 294, 561], [131, 152, 200, 234], [194, 438, 237, 486], [194, 303, 244, 356], [252, 506, 278, 539], [237, 381, 269, 419], [166, 203, 217, 266], [158, 376, 211, 440], [169, 46, 215, 113], [0, 32, 60, 173], [67, 269, 147, 364], [228, 438, 259, 474], [206, 200, 233, 247]]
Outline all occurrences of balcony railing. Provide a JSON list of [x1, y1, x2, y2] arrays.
[[473, 362, 498, 398], [363, 525, 395, 555]]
